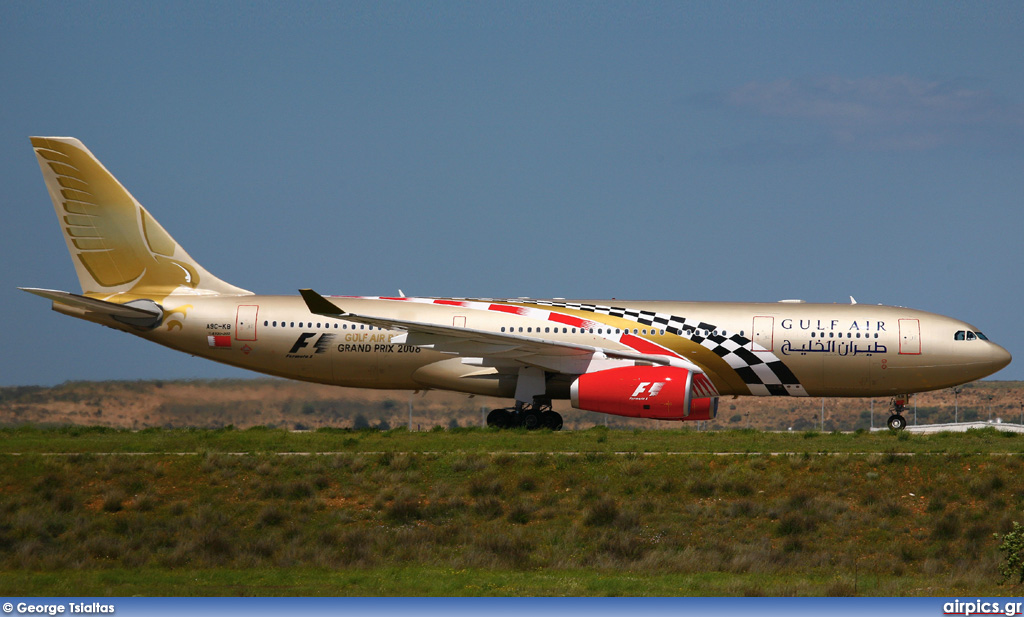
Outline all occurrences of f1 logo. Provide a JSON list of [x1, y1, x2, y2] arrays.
[[288, 332, 336, 355], [289, 332, 318, 354], [631, 381, 665, 399]]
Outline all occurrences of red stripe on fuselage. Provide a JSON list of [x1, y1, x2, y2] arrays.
[[371, 297, 685, 363], [548, 312, 588, 328], [619, 334, 671, 355], [489, 304, 525, 315]]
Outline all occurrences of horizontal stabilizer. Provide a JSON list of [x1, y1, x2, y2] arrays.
[[20, 287, 162, 319]]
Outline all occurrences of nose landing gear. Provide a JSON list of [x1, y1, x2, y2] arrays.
[[886, 396, 909, 431]]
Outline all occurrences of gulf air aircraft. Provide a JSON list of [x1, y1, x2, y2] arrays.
[[22, 137, 1012, 431]]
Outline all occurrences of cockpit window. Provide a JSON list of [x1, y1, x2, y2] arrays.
[[966, 331, 977, 341], [955, 330, 966, 340], [975, 331, 989, 341]]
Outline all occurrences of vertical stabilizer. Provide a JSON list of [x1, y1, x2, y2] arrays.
[[30, 137, 251, 301]]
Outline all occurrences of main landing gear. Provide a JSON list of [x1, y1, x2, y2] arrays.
[[887, 396, 909, 431], [487, 400, 563, 431]]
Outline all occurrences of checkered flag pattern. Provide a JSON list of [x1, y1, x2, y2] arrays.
[[531, 300, 807, 397]]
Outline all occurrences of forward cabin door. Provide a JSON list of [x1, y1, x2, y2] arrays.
[[235, 305, 259, 341], [751, 316, 774, 351], [899, 318, 921, 355]]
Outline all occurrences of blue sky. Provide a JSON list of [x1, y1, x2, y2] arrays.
[[2, 1, 1023, 385]]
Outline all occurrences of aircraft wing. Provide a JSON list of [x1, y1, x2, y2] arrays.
[[300, 289, 702, 374]]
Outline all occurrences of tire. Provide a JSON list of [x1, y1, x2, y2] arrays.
[[887, 414, 907, 431], [487, 408, 512, 428], [543, 411, 563, 431], [522, 411, 541, 430]]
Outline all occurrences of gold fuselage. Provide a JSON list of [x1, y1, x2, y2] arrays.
[[67, 294, 1011, 400], [28, 137, 1012, 408]]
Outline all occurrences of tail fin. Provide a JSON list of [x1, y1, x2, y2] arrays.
[[30, 137, 251, 302]]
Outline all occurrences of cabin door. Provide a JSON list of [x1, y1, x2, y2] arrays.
[[235, 305, 259, 341], [751, 316, 774, 351], [898, 319, 921, 355]]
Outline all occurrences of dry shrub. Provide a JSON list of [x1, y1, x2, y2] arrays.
[[385, 488, 423, 523], [507, 500, 534, 524], [473, 496, 504, 519], [101, 489, 126, 513], [583, 497, 619, 527], [467, 476, 503, 497]]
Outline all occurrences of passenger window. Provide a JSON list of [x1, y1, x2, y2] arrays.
[[955, 331, 966, 340], [501, 327, 506, 332]]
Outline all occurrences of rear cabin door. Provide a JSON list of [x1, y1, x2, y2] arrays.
[[751, 316, 774, 351], [899, 318, 921, 355], [235, 305, 259, 341]]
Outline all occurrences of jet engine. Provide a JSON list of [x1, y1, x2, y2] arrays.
[[570, 365, 719, 421]]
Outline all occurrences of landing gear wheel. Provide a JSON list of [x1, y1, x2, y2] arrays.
[[522, 410, 542, 430], [487, 401, 563, 431], [887, 414, 907, 431], [487, 408, 513, 429], [542, 411, 563, 431]]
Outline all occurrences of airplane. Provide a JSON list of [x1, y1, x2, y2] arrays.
[[21, 137, 1012, 431]]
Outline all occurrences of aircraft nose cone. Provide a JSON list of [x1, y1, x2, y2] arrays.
[[988, 343, 1012, 372]]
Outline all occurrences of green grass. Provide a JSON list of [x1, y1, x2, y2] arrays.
[[1, 427, 1023, 596], [0, 424, 1022, 454], [0, 566, 985, 596]]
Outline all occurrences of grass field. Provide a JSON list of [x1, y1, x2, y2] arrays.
[[2, 423, 1024, 454], [1, 426, 1023, 596]]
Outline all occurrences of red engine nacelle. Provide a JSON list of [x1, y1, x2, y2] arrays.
[[570, 365, 719, 421]]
